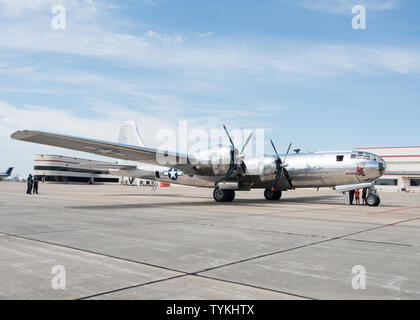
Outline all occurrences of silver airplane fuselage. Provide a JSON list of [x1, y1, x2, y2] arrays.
[[118, 150, 386, 189]]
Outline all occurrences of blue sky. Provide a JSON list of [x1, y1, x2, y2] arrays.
[[0, 0, 419, 177]]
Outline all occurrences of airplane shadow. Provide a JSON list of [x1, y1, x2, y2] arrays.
[[104, 193, 210, 200], [68, 194, 400, 210]]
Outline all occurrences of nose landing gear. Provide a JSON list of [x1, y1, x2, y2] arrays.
[[340, 182, 381, 206], [367, 185, 381, 206], [367, 194, 381, 206]]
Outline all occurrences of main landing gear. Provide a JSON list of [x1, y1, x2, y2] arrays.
[[264, 188, 282, 201], [213, 187, 235, 202]]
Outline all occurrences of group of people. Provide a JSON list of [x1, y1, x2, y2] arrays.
[[26, 174, 39, 194], [348, 187, 368, 205]]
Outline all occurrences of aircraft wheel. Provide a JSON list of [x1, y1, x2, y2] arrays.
[[264, 188, 281, 200], [367, 194, 380, 207], [226, 190, 235, 202], [213, 188, 235, 202], [213, 187, 226, 202], [273, 190, 282, 200]]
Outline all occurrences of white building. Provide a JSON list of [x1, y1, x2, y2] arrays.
[[356, 146, 420, 192], [33, 154, 119, 184]]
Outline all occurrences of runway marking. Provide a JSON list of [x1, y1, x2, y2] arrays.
[[368, 205, 420, 216]]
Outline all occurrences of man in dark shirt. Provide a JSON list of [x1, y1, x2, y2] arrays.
[[33, 176, 39, 194], [362, 187, 368, 205], [349, 189, 355, 205], [26, 174, 33, 194]]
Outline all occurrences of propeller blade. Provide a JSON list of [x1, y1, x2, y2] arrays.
[[241, 131, 254, 154], [283, 168, 293, 188], [270, 141, 292, 190], [283, 142, 292, 163], [223, 124, 235, 149], [270, 139, 281, 161]]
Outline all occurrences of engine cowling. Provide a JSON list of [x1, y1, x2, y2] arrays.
[[190, 146, 240, 176]]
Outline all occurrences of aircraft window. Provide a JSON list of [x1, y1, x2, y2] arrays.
[[351, 154, 356, 159], [336, 155, 344, 161], [363, 155, 370, 160]]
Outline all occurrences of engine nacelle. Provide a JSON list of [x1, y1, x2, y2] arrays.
[[190, 146, 240, 176]]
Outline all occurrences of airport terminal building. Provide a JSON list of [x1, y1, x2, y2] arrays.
[[33, 154, 119, 184], [356, 146, 420, 192]]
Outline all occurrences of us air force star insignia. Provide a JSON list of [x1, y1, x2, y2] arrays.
[[163, 168, 184, 181]]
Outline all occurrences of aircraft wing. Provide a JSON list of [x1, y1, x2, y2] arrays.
[[11, 130, 194, 172], [77, 163, 138, 170]]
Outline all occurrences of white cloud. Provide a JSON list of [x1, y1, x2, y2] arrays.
[[144, 30, 183, 45], [0, 0, 98, 18], [197, 32, 214, 38], [1, 24, 419, 77], [288, 0, 397, 14], [0, 0, 417, 79]]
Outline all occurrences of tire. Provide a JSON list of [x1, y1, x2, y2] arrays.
[[273, 191, 282, 200], [226, 190, 235, 202], [213, 187, 226, 202], [264, 188, 281, 201], [213, 188, 235, 202], [367, 194, 380, 207]]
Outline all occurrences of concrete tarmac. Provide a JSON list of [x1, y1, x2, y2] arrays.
[[0, 182, 419, 299]]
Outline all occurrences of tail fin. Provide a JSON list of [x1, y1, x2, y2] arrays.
[[118, 121, 145, 147], [6, 167, 13, 176]]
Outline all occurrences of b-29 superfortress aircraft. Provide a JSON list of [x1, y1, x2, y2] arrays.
[[11, 121, 386, 206]]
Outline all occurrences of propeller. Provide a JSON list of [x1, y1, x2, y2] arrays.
[[270, 140, 293, 190], [222, 125, 253, 182]]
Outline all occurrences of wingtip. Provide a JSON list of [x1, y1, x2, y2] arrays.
[[10, 130, 32, 140]]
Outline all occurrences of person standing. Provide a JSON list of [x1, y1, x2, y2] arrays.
[[355, 189, 360, 205], [362, 187, 368, 205], [33, 176, 39, 194], [349, 189, 355, 205], [26, 174, 33, 194]]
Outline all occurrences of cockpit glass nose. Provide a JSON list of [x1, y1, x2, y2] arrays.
[[378, 157, 386, 174]]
